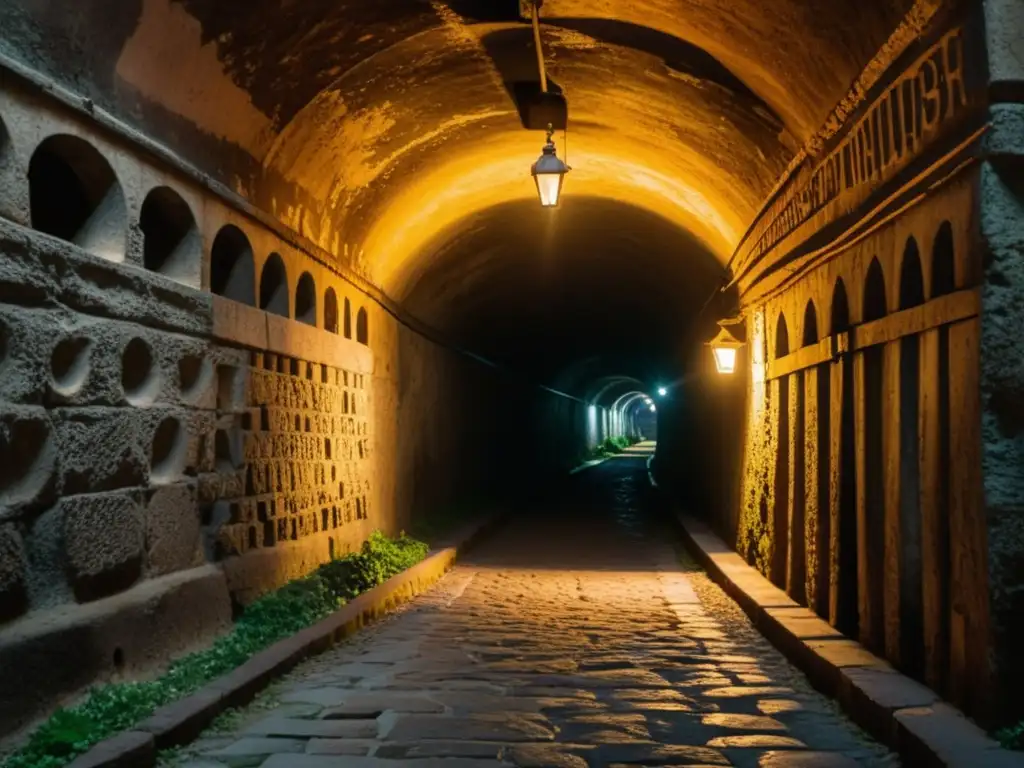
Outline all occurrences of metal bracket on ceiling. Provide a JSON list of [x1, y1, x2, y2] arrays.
[[518, 0, 542, 18], [529, 0, 548, 93], [516, 0, 566, 131]]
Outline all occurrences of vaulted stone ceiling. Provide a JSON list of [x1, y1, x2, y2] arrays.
[[0, 0, 920, 379]]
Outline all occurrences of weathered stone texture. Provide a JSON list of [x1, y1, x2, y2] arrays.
[[0, 522, 28, 622], [717, 15, 1008, 723], [0, 404, 57, 516], [175, 459, 895, 768], [737, 309, 774, 573], [0, 33, 602, 745], [145, 483, 202, 576], [979, 157, 1024, 725], [61, 492, 145, 602]]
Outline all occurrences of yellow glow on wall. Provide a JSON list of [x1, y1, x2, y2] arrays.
[[749, 309, 767, 416], [362, 128, 742, 295]]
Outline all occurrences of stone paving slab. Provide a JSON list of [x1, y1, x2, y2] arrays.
[[674, 511, 1024, 768], [161, 455, 900, 768]]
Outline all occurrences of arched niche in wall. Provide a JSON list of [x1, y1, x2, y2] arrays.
[[897, 234, 926, 674], [356, 307, 369, 345], [863, 257, 888, 322], [831, 278, 851, 334], [210, 224, 256, 305], [899, 237, 925, 310], [830, 274, 857, 634], [932, 221, 956, 298], [861, 255, 887, 652], [28, 134, 128, 262], [343, 297, 353, 338], [295, 272, 317, 326], [259, 252, 290, 317], [139, 186, 201, 286], [0, 115, 21, 222], [775, 312, 790, 359], [802, 300, 819, 347], [324, 287, 340, 334]]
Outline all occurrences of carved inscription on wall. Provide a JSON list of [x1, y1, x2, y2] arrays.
[[211, 352, 371, 559], [738, 28, 969, 270]]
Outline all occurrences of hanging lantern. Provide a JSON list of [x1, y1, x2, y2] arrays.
[[532, 123, 570, 207]]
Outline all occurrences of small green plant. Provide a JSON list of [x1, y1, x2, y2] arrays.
[[997, 721, 1024, 750], [580, 434, 643, 463], [2, 531, 428, 768]]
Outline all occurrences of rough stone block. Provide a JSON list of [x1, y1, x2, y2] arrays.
[[0, 562, 229, 741], [0, 405, 57, 518], [0, 523, 28, 623], [22, 506, 72, 609], [381, 713, 555, 742], [758, 752, 860, 767], [54, 408, 148, 495], [67, 729, 155, 768], [61, 492, 144, 602], [0, 305, 57, 405], [243, 716, 377, 739], [176, 352, 215, 410], [145, 483, 202, 576], [207, 737, 307, 764], [182, 410, 218, 477], [59, 245, 213, 337], [138, 688, 226, 749], [894, 703, 1024, 768], [197, 473, 223, 504], [306, 738, 375, 756], [47, 317, 184, 409]]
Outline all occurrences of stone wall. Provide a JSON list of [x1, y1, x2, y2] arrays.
[[690, 5, 1023, 727], [0, 74, 602, 739], [735, 176, 985, 704], [975, 0, 1024, 727]]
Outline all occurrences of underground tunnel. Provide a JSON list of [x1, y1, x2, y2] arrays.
[[0, 0, 1022, 765]]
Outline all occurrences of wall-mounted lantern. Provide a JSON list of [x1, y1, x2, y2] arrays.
[[707, 319, 745, 375]]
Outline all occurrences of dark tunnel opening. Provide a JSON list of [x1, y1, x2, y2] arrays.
[[394, 195, 736, 517]]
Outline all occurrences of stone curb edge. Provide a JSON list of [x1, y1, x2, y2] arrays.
[[65, 513, 503, 768], [667, 509, 1024, 768], [568, 457, 609, 475]]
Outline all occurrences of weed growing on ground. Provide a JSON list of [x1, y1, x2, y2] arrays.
[[997, 722, 1024, 750], [1, 531, 429, 768], [580, 434, 643, 463]]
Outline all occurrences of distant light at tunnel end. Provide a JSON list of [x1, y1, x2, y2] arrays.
[[657, 387, 667, 396]]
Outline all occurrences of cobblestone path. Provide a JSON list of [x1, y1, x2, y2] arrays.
[[167, 447, 898, 768]]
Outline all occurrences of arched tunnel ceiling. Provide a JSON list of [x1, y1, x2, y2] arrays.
[[1, 0, 916, 262], [400, 196, 722, 382], [1, 0, 917, 386]]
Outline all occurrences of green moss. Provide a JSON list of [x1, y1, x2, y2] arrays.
[[997, 722, 1024, 750], [1, 531, 428, 768], [578, 434, 643, 464]]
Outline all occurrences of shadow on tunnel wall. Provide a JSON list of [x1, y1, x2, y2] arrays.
[[470, 18, 770, 132], [652, 293, 748, 548], [390, 322, 598, 538]]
